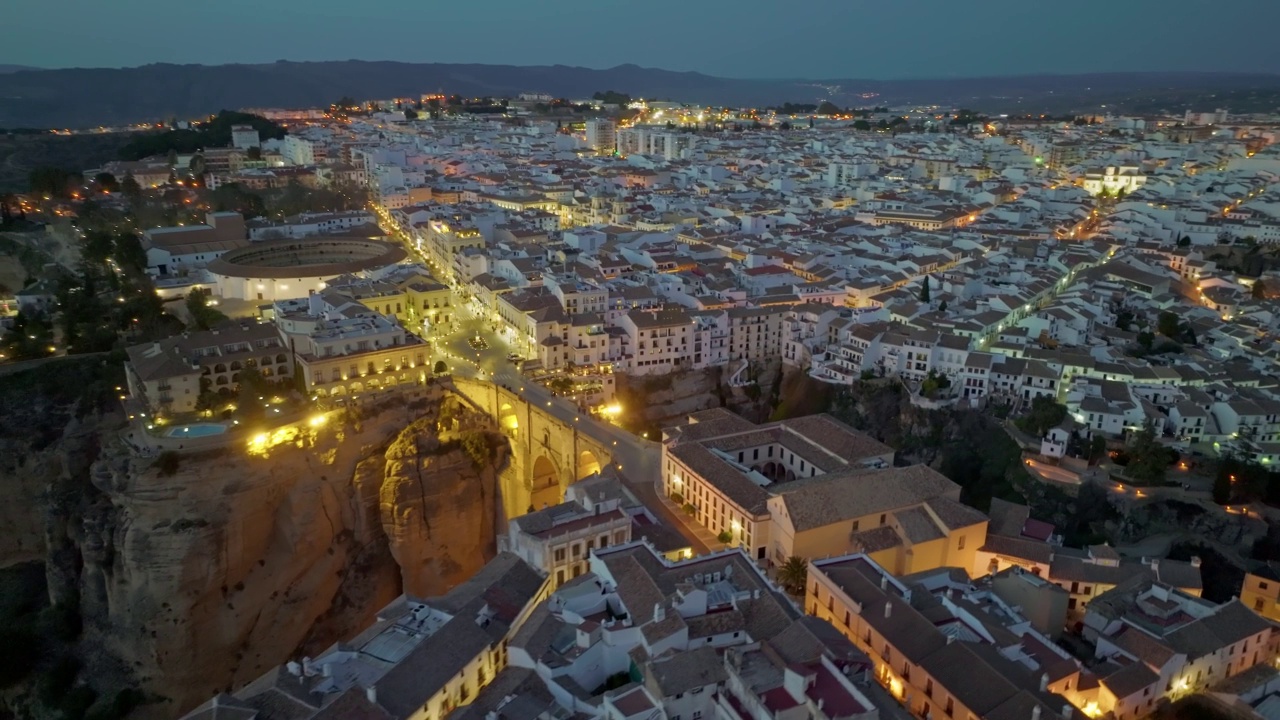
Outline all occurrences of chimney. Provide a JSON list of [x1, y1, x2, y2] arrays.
[[1191, 556, 1202, 568], [946, 635, 955, 645], [1031, 705, 1041, 720], [884, 601, 892, 619], [1039, 673, 1049, 692], [366, 686, 377, 705], [880, 575, 888, 590], [1061, 704, 1073, 719], [654, 602, 665, 623]]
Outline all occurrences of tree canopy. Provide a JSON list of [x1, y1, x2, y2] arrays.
[[28, 167, 81, 198], [1017, 395, 1068, 437], [592, 90, 632, 107], [118, 111, 286, 161], [1123, 420, 1172, 485], [777, 556, 807, 596]]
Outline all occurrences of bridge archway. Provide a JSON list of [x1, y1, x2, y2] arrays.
[[499, 402, 519, 434], [531, 455, 560, 510], [578, 450, 601, 479]]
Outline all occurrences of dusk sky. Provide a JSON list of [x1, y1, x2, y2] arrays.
[[6, 0, 1280, 79]]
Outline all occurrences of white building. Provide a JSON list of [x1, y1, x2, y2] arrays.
[[230, 124, 261, 150], [585, 119, 617, 155], [1082, 166, 1147, 197]]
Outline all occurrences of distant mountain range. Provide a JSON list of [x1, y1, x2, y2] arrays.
[[2, 61, 1280, 129]]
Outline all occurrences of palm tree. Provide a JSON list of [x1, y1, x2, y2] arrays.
[[777, 556, 808, 596]]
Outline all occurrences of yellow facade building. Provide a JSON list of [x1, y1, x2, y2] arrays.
[[1241, 563, 1280, 622]]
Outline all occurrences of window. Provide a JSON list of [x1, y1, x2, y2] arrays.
[[957, 536, 966, 551], [554, 548, 565, 562], [1262, 581, 1270, 591]]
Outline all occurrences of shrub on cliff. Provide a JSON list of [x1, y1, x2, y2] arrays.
[[155, 451, 180, 476], [461, 431, 494, 470]]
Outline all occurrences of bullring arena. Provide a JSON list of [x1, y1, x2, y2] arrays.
[[207, 238, 407, 301]]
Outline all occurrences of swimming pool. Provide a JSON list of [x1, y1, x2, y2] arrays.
[[164, 423, 228, 438]]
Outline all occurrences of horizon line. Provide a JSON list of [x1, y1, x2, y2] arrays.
[[3, 60, 1280, 84]]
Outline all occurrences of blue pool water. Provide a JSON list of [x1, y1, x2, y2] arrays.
[[164, 423, 228, 438]]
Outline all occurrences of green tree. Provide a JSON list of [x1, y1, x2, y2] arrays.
[[404, 108, 419, 120], [28, 167, 79, 198], [155, 451, 181, 476], [433, 360, 448, 374], [121, 174, 142, 202], [1177, 236, 1191, 247], [185, 289, 228, 330], [592, 90, 632, 107], [1253, 280, 1267, 300], [918, 275, 931, 303], [1088, 435, 1108, 463], [1212, 466, 1232, 505], [235, 366, 271, 421], [938, 299, 948, 312], [461, 431, 492, 470], [94, 172, 120, 193], [166, 148, 178, 167], [208, 183, 266, 217], [817, 101, 841, 115], [1017, 395, 1068, 437], [1, 310, 55, 360], [853, 119, 872, 131], [1157, 311, 1180, 338], [246, 146, 262, 161], [82, 230, 116, 265], [1136, 331, 1154, 351], [920, 369, 950, 398], [1124, 419, 1170, 485], [777, 556, 808, 596]]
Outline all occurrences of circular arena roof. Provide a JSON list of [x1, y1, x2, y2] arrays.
[[207, 238, 407, 280]]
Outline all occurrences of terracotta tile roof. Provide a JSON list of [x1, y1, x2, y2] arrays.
[[776, 465, 961, 533], [1101, 661, 1159, 700]]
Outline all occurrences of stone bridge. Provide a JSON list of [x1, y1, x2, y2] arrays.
[[448, 378, 613, 519]]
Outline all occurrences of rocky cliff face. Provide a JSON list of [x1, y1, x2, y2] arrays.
[[1, 388, 510, 718], [380, 395, 507, 598], [614, 361, 784, 434]]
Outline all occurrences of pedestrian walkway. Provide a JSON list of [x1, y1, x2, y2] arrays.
[[650, 479, 724, 552]]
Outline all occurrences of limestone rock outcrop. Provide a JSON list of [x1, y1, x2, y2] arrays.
[[0, 388, 511, 719], [380, 402, 506, 597]]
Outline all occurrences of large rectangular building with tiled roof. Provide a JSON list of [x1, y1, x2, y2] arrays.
[[662, 409, 987, 574]]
